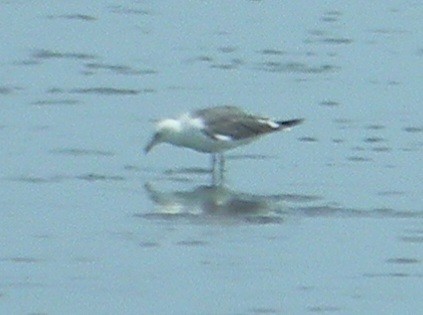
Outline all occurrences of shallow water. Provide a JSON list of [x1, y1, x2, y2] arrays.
[[1, 1, 422, 314]]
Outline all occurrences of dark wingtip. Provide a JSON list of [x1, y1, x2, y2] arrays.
[[278, 118, 305, 128]]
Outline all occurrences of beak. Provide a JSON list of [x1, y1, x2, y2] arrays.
[[144, 133, 161, 154]]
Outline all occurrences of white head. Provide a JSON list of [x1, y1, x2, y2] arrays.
[[144, 119, 182, 153]]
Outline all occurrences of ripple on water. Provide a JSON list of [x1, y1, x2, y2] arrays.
[[255, 61, 339, 74], [163, 167, 211, 176], [217, 46, 238, 54], [347, 156, 373, 162], [368, 28, 408, 35], [31, 99, 81, 106], [363, 272, 420, 278], [31, 49, 97, 61], [371, 208, 423, 218], [186, 55, 214, 64], [76, 173, 125, 182], [305, 11, 353, 46], [318, 37, 353, 45], [258, 48, 285, 56], [290, 205, 423, 218], [83, 62, 157, 76], [371, 146, 392, 153], [399, 229, 423, 243], [249, 307, 279, 314], [319, 100, 340, 107], [307, 305, 343, 313], [227, 154, 277, 160], [366, 124, 386, 130], [50, 148, 115, 157], [0, 86, 24, 95], [0, 257, 41, 263], [46, 87, 66, 94], [7, 175, 64, 184], [403, 126, 423, 133], [377, 190, 406, 196], [332, 138, 345, 144], [175, 240, 209, 247], [45, 86, 155, 95], [69, 87, 149, 95], [108, 5, 151, 16], [304, 32, 353, 45], [386, 258, 420, 265], [298, 136, 318, 143], [362, 136, 392, 153], [139, 241, 161, 248], [400, 236, 423, 243], [294, 205, 348, 217], [363, 136, 385, 143], [5, 173, 126, 183], [46, 14, 97, 21], [210, 58, 244, 70], [320, 10, 343, 23]]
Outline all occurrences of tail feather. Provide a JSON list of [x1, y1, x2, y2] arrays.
[[277, 118, 304, 130]]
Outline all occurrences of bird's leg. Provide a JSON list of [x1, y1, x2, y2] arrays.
[[210, 154, 217, 185], [211, 154, 217, 172], [210, 154, 226, 186], [218, 153, 225, 184]]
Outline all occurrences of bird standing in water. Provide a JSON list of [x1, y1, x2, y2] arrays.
[[145, 106, 303, 181]]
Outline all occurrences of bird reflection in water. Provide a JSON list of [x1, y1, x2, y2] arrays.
[[139, 182, 315, 224]]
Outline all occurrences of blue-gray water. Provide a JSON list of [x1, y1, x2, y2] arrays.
[[1, 1, 422, 314]]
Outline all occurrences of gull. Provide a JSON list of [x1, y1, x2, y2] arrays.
[[145, 105, 303, 178]]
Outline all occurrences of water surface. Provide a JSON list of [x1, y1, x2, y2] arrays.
[[1, 1, 422, 314]]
